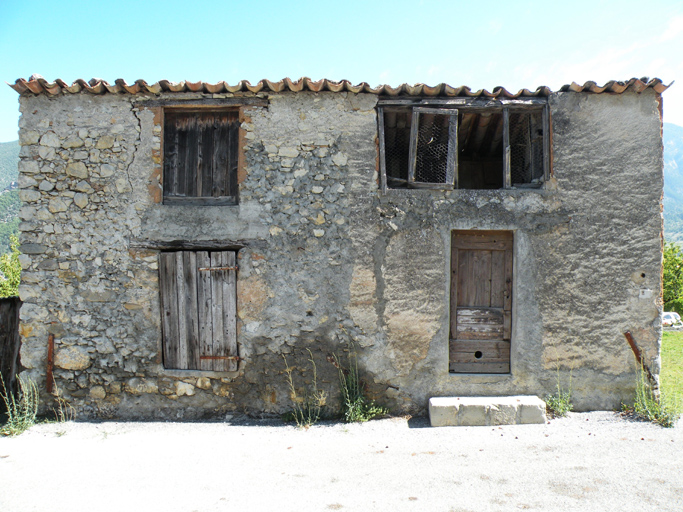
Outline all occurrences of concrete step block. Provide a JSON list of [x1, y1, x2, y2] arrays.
[[429, 395, 547, 427]]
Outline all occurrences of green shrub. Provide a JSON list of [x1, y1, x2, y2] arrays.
[[282, 349, 327, 428], [335, 348, 387, 423], [0, 234, 20, 298], [545, 366, 573, 417], [0, 373, 39, 436], [623, 364, 681, 428], [664, 241, 683, 316]]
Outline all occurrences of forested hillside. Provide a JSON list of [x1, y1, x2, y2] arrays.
[[0, 140, 20, 191], [0, 140, 20, 252], [663, 123, 683, 242]]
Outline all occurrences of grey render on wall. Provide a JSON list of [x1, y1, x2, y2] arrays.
[[13, 79, 664, 419]]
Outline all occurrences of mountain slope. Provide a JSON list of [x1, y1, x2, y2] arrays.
[[0, 140, 20, 252], [663, 123, 683, 242], [0, 140, 20, 191]]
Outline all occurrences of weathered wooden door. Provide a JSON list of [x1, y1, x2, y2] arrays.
[[450, 231, 512, 373], [159, 251, 238, 372]]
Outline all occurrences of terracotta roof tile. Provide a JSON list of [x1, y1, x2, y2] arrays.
[[8, 75, 670, 97]]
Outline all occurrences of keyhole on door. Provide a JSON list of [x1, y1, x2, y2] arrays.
[[474, 351, 483, 359]]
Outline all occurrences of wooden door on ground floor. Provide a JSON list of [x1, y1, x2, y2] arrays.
[[450, 230, 512, 373]]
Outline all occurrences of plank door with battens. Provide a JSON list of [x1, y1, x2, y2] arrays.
[[159, 250, 238, 372], [450, 230, 512, 373]]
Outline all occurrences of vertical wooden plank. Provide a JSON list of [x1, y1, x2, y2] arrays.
[[163, 113, 180, 198], [378, 107, 388, 194], [407, 109, 420, 185], [447, 111, 458, 188], [503, 108, 511, 189], [195, 117, 204, 197], [197, 251, 215, 371], [202, 116, 216, 198], [184, 122, 199, 198], [490, 250, 506, 308], [196, 116, 208, 197], [528, 112, 536, 179], [175, 251, 188, 370], [159, 252, 180, 369], [543, 104, 550, 181], [210, 251, 225, 371], [222, 251, 238, 372], [0, 298, 22, 397], [176, 119, 189, 197], [183, 251, 200, 370], [227, 115, 240, 199], [503, 245, 513, 340], [211, 116, 224, 198], [450, 238, 459, 340], [472, 250, 492, 306], [213, 118, 230, 197], [457, 249, 473, 306]]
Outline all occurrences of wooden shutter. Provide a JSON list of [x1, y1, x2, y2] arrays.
[[450, 231, 512, 373], [163, 111, 239, 205], [160, 251, 238, 371]]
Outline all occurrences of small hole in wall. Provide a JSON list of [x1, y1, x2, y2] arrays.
[[641, 273, 646, 278], [306, 311, 313, 317], [474, 351, 483, 360]]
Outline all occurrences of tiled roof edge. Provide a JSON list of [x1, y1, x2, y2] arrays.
[[558, 77, 671, 95], [8, 75, 670, 97]]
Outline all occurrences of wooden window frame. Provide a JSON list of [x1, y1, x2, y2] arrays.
[[406, 107, 458, 189], [162, 106, 241, 206], [378, 99, 550, 193], [159, 250, 238, 372]]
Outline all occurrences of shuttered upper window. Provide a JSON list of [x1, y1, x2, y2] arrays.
[[159, 251, 238, 372], [163, 110, 240, 205]]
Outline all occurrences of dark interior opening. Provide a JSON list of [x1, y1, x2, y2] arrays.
[[458, 111, 504, 189], [382, 107, 544, 190]]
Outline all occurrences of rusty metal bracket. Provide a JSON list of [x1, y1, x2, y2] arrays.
[[46, 334, 55, 394], [199, 356, 240, 361], [198, 266, 238, 272], [624, 331, 659, 396]]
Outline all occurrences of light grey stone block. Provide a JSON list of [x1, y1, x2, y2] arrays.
[[428, 397, 460, 427]]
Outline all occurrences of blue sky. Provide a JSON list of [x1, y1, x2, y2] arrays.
[[1, 0, 682, 142]]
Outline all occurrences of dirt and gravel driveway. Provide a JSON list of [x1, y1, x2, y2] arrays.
[[0, 412, 681, 512]]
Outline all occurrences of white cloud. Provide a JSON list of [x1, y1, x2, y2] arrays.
[[659, 14, 683, 42]]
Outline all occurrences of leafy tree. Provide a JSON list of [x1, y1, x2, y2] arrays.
[[663, 241, 683, 315], [0, 234, 20, 298]]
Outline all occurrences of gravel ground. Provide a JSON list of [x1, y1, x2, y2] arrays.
[[0, 412, 681, 512]]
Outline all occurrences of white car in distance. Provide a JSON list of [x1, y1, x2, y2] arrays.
[[662, 312, 682, 327]]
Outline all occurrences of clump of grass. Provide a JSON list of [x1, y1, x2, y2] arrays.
[[52, 383, 75, 423], [622, 363, 681, 428], [0, 373, 39, 436], [545, 365, 573, 418], [334, 347, 387, 423], [282, 349, 327, 428]]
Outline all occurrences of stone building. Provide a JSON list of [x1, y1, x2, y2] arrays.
[[10, 76, 667, 419]]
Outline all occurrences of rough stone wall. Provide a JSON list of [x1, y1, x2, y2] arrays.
[[15, 88, 663, 419]]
